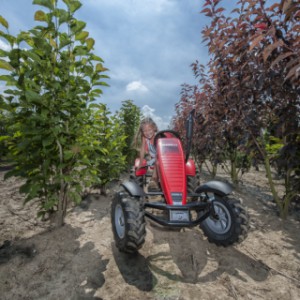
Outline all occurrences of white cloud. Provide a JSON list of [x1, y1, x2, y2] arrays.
[[85, 0, 175, 17], [0, 40, 10, 51], [0, 0, 205, 123], [126, 80, 149, 92], [141, 105, 170, 130]]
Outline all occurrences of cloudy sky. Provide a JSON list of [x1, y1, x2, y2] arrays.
[[0, 0, 212, 129]]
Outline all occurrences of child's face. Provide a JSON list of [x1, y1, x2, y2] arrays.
[[142, 124, 155, 139]]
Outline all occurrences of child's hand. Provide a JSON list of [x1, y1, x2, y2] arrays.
[[136, 165, 147, 170], [136, 160, 146, 170]]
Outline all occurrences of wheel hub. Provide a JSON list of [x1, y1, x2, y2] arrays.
[[115, 204, 125, 238], [206, 202, 232, 234]]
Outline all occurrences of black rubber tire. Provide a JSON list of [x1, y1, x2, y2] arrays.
[[200, 196, 249, 246], [187, 170, 200, 193], [187, 168, 200, 202], [111, 191, 146, 253]]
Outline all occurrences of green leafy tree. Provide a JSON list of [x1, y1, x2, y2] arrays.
[[0, 0, 109, 226], [0, 98, 10, 160], [117, 100, 141, 167], [82, 103, 127, 195]]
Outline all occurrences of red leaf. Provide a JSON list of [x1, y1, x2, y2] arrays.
[[254, 23, 268, 30], [282, 0, 293, 14], [294, 10, 300, 19], [249, 34, 265, 51], [268, 3, 280, 12], [285, 63, 300, 81], [292, 25, 300, 32], [231, 8, 240, 14], [286, 58, 298, 69], [201, 8, 212, 14], [215, 7, 225, 14], [270, 52, 295, 68], [203, 1, 211, 7], [263, 40, 284, 62]]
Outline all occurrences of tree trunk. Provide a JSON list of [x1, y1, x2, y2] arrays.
[[230, 154, 239, 185], [264, 156, 284, 218], [55, 182, 67, 227], [55, 139, 67, 227]]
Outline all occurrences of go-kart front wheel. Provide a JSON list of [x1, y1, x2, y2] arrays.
[[200, 196, 249, 246], [111, 191, 146, 253]]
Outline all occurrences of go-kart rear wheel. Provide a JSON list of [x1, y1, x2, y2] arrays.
[[200, 196, 249, 246], [111, 191, 146, 253], [187, 167, 200, 193], [187, 168, 200, 201]]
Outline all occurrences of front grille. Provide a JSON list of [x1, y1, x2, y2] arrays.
[[161, 156, 185, 190], [171, 192, 182, 204]]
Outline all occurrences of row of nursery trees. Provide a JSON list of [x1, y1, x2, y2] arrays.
[[0, 0, 141, 227], [173, 0, 300, 219]]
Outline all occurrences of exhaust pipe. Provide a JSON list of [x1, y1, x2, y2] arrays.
[[185, 109, 195, 162]]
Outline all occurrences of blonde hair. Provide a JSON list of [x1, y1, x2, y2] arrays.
[[133, 117, 158, 149]]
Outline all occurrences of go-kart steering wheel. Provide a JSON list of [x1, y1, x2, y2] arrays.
[[153, 130, 181, 146]]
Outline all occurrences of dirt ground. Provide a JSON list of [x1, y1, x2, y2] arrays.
[[0, 164, 300, 300]]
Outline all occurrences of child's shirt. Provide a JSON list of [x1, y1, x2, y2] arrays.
[[145, 138, 156, 166]]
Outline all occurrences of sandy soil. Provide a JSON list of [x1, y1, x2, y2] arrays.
[[0, 164, 300, 300]]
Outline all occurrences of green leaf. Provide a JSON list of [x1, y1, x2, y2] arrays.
[[23, 50, 42, 63], [43, 197, 58, 209], [0, 49, 8, 57], [95, 63, 108, 72], [93, 81, 109, 87], [86, 38, 94, 51], [17, 32, 34, 47], [0, 15, 9, 29], [0, 59, 13, 71], [75, 31, 89, 41], [42, 137, 54, 147], [57, 9, 70, 25], [59, 32, 72, 49], [34, 10, 48, 22], [0, 135, 10, 142], [19, 183, 31, 194], [70, 19, 86, 34], [73, 45, 88, 56], [63, 0, 82, 13], [99, 74, 110, 79], [81, 157, 91, 164], [16, 31, 31, 43], [91, 89, 103, 94], [0, 30, 15, 45], [33, 0, 54, 10], [90, 54, 104, 62], [25, 90, 41, 102], [88, 103, 101, 109], [6, 89, 19, 95], [70, 1, 82, 13], [64, 150, 74, 160], [0, 75, 14, 82], [28, 184, 41, 199], [4, 168, 20, 180], [68, 190, 82, 204]]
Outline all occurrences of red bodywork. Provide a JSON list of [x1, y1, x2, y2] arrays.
[[186, 158, 196, 176], [156, 138, 190, 205], [134, 159, 147, 176], [130, 131, 213, 228], [135, 136, 196, 206]]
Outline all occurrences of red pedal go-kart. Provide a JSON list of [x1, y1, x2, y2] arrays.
[[111, 111, 249, 253]]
